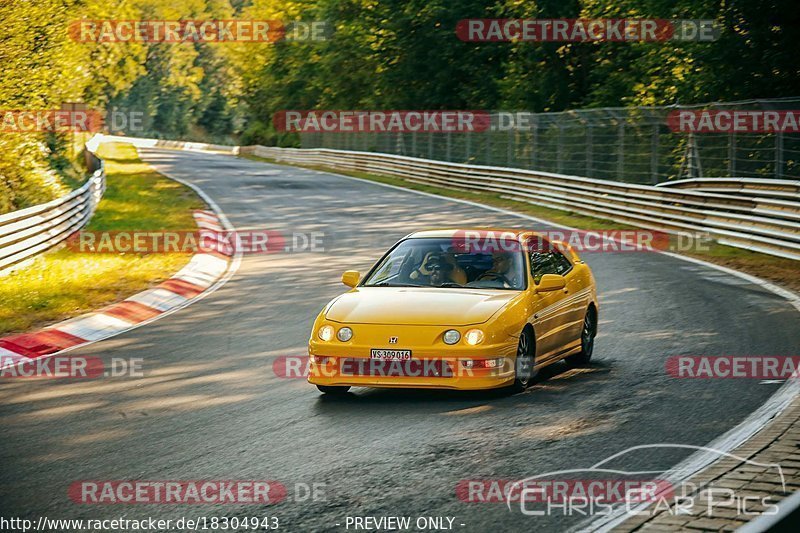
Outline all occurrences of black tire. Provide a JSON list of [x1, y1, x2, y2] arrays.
[[511, 328, 534, 392], [566, 307, 597, 367], [316, 385, 351, 395]]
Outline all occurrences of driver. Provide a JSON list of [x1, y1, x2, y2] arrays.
[[409, 251, 466, 286], [477, 252, 517, 288], [428, 258, 454, 286], [409, 251, 440, 284]]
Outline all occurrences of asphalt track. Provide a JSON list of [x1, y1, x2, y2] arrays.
[[1, 147, 799, 532]]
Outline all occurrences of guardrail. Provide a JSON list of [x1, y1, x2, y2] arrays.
[[99, 134, 238, 155], [0, 138, 105, 275], [241, 145, 800, 261], [659, 177, 800, 201]]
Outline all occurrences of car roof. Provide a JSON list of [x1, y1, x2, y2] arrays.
[[405, 228, 536, 239]]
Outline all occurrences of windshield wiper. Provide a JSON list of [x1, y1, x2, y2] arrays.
[[436, 282, 466, 288]]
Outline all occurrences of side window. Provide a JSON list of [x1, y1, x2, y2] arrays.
[[552, 250, 573, 275], [530, 252, 556, 283], [530, 250, 572, 283]]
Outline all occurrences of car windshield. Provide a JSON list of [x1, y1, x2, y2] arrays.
[[362, 237, 526, 290]]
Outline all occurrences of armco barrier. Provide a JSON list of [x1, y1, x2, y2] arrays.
[[98, 134, 238, 155], [240, 145, 800, 261], [0, 134, 239, 276], [0, 136, 106, 275], [658, 177, 800, 201]]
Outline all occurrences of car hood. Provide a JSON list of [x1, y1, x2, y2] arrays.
[[324, 287, 521, 326]]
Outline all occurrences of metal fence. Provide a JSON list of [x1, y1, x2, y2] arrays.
[[299, 97, 800, 185], [0, 137, 106, 275]]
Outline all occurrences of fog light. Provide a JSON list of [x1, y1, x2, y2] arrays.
[[465, 329, 484, 345], [337, 327, 353, 342], [461, 357, 505, 369], [318, 325, 334, 341], [443, 329, 461, 345]]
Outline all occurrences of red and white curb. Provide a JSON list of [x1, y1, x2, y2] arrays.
[[0, 208, 239, 369]]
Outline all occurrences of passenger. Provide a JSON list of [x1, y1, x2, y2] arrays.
[[441, 251, 467, 284], [478, 252, 518, 288]]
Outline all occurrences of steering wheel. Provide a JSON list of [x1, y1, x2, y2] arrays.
[[479, 271, 513, 288]]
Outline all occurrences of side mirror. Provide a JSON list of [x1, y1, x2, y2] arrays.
[[536, 274, 566, 292], [342, 270, 361, 288]]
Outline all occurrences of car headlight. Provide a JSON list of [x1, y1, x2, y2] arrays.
[[318, 325, 334, 341], [465, 329, 484, 345], [337, 327, 353, 342], [443, 329, 461, 345]]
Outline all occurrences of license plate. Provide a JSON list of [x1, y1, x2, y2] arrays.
[[370, 349, 412, 360]]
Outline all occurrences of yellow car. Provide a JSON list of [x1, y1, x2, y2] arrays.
[[308, 229, 598, 394]]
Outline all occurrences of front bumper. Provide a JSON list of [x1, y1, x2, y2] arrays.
[[307, 324, 517, 390], [308, 362, 515, 390]]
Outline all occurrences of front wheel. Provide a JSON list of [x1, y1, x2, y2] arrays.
[[316, 385, 351, 395], [566, 308, 597, 367], [511, 328, 534, 392]]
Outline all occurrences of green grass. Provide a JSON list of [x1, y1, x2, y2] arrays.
[[87, 145, 202, 231], [240, 153, 800, 293], [0, 143, 205, 335]]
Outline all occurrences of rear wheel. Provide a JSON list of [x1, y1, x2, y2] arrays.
[[316, 385, 351, 395], [511, 328, 534, 392], [566, 307, 597, 367]]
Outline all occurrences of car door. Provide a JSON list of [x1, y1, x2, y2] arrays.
[[529, 250, 571, 361], [549, 246, 587, 350]]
